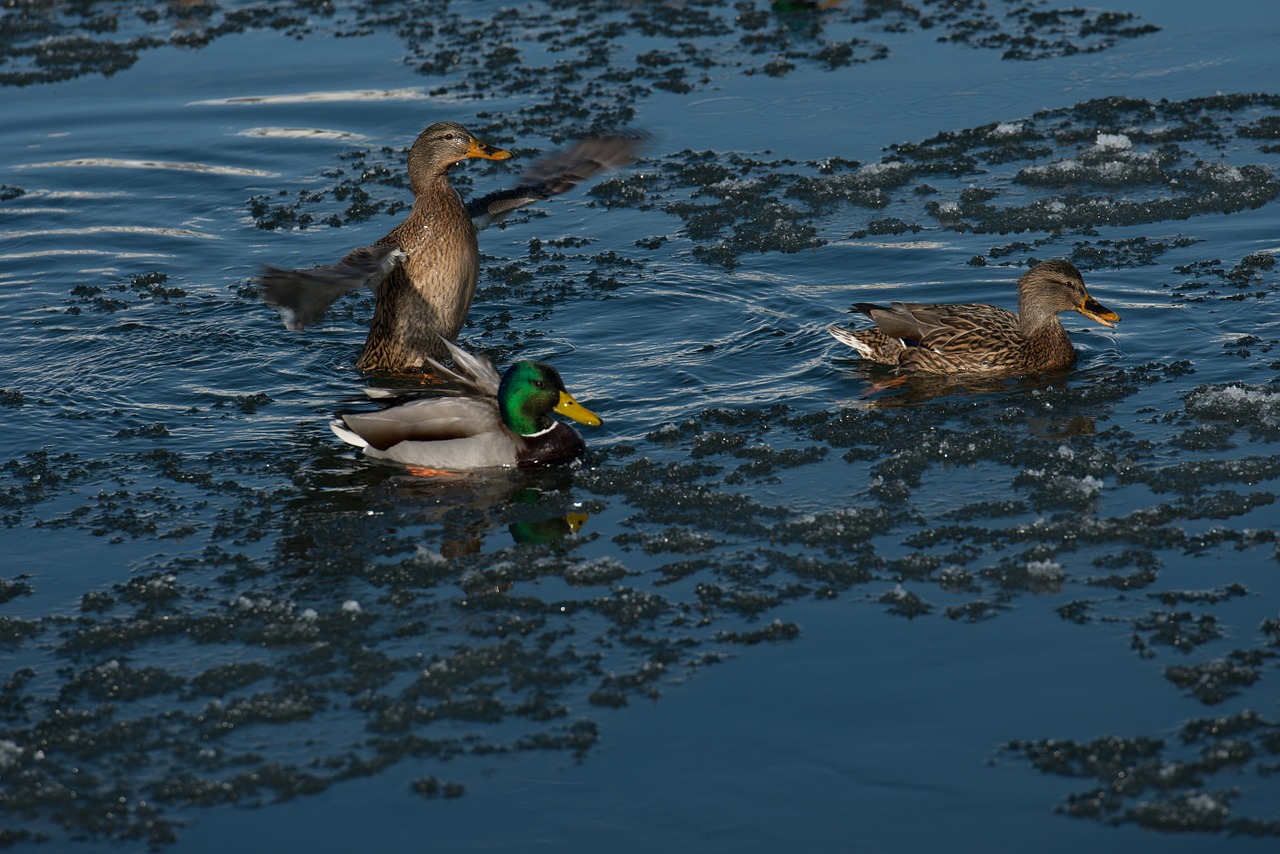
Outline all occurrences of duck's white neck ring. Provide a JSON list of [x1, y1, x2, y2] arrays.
[[521, 423, 557, 439]]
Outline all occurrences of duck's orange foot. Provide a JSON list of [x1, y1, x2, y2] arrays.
[[861, 375, 908, 397], [404, 465, 466, 478]]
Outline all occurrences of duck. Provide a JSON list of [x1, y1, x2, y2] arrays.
[[259, 121, 643, 373], [826, 260, 1120, 375], [329, 338, 602, 471]]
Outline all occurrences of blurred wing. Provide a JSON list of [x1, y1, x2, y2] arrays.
[[466, 131, 647, 230], [426, 337, 503, 397], [260, 244, 405, 331]]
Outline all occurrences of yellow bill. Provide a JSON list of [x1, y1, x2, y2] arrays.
[[555, 390, 602, 427]]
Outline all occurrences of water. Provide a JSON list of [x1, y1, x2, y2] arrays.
[[2, 0, 1280, 850]]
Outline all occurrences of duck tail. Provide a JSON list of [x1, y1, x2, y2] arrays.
[[827, 323, 876, 359], [329, 417, 369, 449]]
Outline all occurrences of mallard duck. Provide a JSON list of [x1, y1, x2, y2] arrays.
[[329, 338, 602, 471], [260, 121, 642, 373], [826, 260, 1120, 374]]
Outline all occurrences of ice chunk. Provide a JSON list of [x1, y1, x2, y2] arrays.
[[1094, 133, 1132, 150]]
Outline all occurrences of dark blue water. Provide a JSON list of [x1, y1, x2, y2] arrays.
[[2, 1, 1279, 850]]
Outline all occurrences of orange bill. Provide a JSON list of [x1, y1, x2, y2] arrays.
[[467, 137, 512, 161], [1077, 296, 1121, 328]]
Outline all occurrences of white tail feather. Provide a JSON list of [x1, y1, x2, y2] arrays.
[[827, 324, 875, 360]]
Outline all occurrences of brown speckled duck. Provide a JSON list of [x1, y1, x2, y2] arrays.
[[826, 260, 1120, 375], [260, 121, 642, 373]]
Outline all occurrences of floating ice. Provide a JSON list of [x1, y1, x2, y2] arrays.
[[993, 122, 1024, 137], [1025, 559, 1065, 581], [415, 546, 448, 565], [341, 600, 362, 613], [1094, 133, 1132, 150], [0, 739, 21, 769], [1185, 383, 1280, 428], [1185, 792, 1227, 815]]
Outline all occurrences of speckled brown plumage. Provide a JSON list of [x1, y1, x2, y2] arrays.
[[826, 260, 1121, 375], [356, 122, 494, 372]]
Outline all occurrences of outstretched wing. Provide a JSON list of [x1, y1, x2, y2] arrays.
[[426, 337, 503, 397], [466, 132, 647, 230], [260, 244, 405, 332]]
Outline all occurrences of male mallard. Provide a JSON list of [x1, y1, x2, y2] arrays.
[[260, 121, 642, 373], [329, 338, 601, 471], [826, 260, 1120, 374]]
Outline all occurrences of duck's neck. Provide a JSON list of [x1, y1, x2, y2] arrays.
[[1019, 310, 1075, 368], [499, 402, 549, 436], [410, 168, 451, 199], [1016, 284, 1059, 334]]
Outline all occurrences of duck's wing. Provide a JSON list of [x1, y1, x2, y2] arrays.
[[260, 243, 406, 332], [425, 337, 502, 397], [855, 302, 1017, 349], [466, 132, 647, 230], [330, 396, 500, 452]]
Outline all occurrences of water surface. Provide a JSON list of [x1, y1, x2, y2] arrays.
[[2, 1, 1279, 850]]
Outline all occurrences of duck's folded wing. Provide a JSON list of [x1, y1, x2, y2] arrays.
[[260, 244, 406, 331], [466, 132, 647, 230], [331, 397, 498, 451], [856, 302, 999, 347]]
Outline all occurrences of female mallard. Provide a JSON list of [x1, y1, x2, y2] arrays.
[[259, 122, 641, 373], [330, 338, 602, 471], [826, 260, 1120, 375]]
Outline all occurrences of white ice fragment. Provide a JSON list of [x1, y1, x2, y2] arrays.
[[341, 600, 362, 613], [299, 608, 318, 621], [993, 122, 1023, 137], [1025, 559, 1064, 581], [1056, 445, 1074, 459], [1186, 792, 1227, 815], [859, 161, 904, 176], [1094, 133, 1132, 150], [0, 739, 21, 768], [1078, 475, 1104, 494], [415, 546, 447, 565]]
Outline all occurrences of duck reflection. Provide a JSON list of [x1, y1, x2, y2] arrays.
[[836, 361, 1104, 438]]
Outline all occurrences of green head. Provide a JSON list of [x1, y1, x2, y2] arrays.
[[497, 361, 602, 436]]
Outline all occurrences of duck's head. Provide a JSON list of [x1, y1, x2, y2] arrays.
[[497, 360, 602, 436], [408, 121, 512, 189], [1017, 259, 1121, 329]]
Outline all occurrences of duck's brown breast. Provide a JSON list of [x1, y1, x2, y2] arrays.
[[356, 187, 480, 372]]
